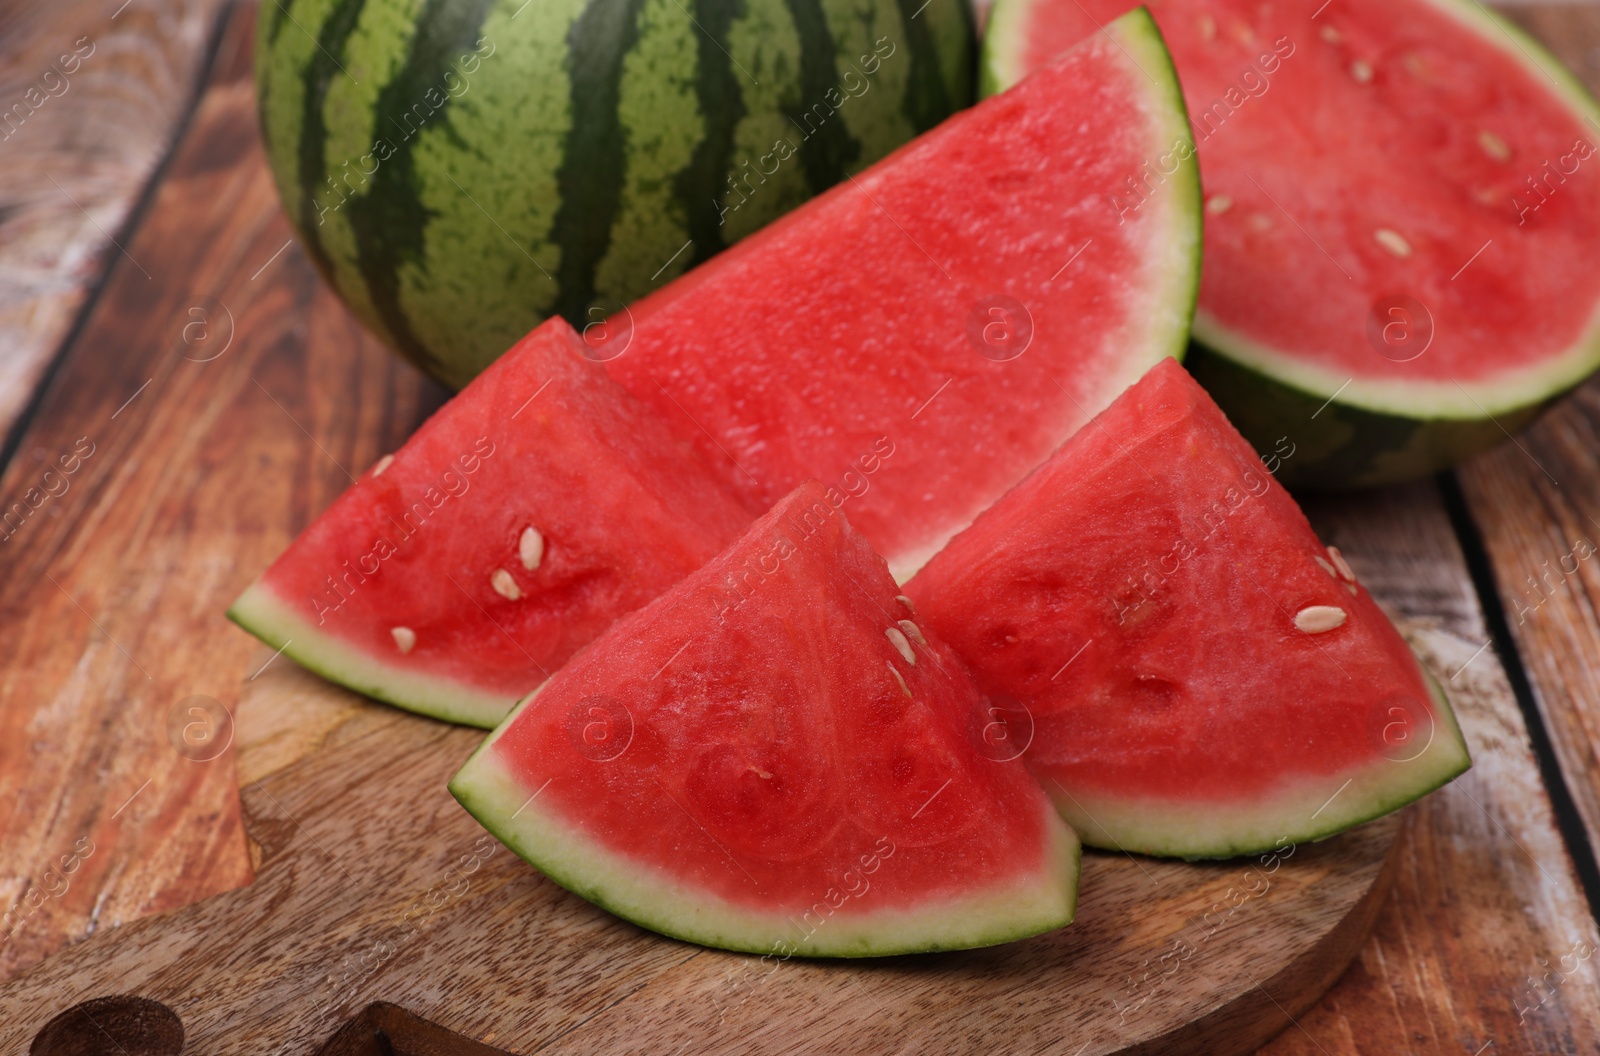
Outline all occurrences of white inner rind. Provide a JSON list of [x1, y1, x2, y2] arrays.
[[1047, 675, 1471, 859], [227, 580, 518, 729], [449, 698, 1082, 957]]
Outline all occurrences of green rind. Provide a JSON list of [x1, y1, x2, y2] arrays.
[[1048, 671, 1471, 861], [449, 691, 1081, 957], [227, 581, 514, 728], [1185, 345, 1556, 489], [257, 0, 976, 391]]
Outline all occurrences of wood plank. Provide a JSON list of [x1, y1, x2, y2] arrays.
[[1257, 486, 1600, 1054], [0, 0, 228, 444], [0, 3, 449, 984]]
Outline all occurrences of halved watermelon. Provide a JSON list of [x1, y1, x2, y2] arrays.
[[450, 481, 1080, 956], [603, 7, 1200, 579], [984, 0, 1600, 486], [906, 359, 1471, 859], [228, 318, 751, 727]]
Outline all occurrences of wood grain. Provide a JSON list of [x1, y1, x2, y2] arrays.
[[0, 4, 449, 985], [0, 654, 1401, 1056], [0, 0, 227, 443]]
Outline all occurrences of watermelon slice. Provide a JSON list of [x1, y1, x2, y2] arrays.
[[905, 359, 1471, 859], [228, 318, 751, 727], [450, 481, 1080, 956], [984, 0, 1600, 486], [603, 7, 1200, 579]]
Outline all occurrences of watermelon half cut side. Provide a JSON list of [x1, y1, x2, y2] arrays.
[[605, 6, 1199, 579], [229, 318, 751, 727], [450, 481, 1080, 956], [984, 0, 1600, 487], [906, 360, 1471, 859]]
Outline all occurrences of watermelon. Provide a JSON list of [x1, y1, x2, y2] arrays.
[[228, 318, 751, 727], [450, 480, 1080, 955], [603, 6, 1200, 578], [905, 359, 1471, 859], [983, 0, 1600, 487], [255, 0, 975, 390]]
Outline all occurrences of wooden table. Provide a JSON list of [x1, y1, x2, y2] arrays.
[[4, 1, 1600, 1051]]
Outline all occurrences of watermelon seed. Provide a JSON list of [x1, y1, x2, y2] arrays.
[[372, 454, 394, 477], [1350, 60, 1374, 84], [896, 593, 917, 615], [886, 626, 916, 665], [1206, 195, 1233, 216], [1328, 545, 1357, 582], [391, 627, 416, 654], [1295, 606, 1348, 634], [1314, 555, 1339, 578], [1198, 13, 1216, 39], [887, 662, 912, 698], [491, 568, 523, 601], [898, 619, 928, 647], [1478, 130, 1512, 162], [520, 526, 545, 571], [1319, 26, 1341, 44], [1374, 228, 1411, 257]]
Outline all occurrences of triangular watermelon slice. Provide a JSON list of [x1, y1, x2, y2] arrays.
[[450, 481, 1080, 956], [984, 0, 1600, 486], [228, 318, 751, 727], [604, 7, 1200, 579], [906, 359, 1471, 859]]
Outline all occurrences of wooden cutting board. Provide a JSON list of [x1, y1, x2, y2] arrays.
[[2, 650, 1401, 1056]]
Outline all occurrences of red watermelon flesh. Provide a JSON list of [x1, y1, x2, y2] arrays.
[[987, 0, 1600, 419], [228, 318, 751, 728], [450, 481, 1080, 956], [905, 359, 1470, 858], [602, 8, 1200, 580]]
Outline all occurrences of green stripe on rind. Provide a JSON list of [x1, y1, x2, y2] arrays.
[[550, 0, 652, 324], [227, 581, 517, 728], [450, 691, 1081, 957], [343, 0, 499, 381], [1185, 345, 1555, 489], [780, 0, 861, 196], [673, 0, 754, 273], [295, 0, 370, 280], [1050, 672, 1471, 861], [887, 0, 964, 137], [1188, 0, 1600, 429]]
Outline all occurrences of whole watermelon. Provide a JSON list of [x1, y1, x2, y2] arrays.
[[256, 0, 975, 389]]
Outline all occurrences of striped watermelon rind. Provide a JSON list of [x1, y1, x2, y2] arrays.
[[256, 0, 976, 390], [450, 686, 1083, 957]]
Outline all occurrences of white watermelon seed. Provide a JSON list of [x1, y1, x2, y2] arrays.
[[1314, 555, 1338, 578], [1199, 13, 1216, 39], [491, 568, 523, 601], [1328, 545, 1356, 582], [519, 526, 545, 571], [1374, 228, 1411, 257], [372, 454, 394, 477], [1320, 26, 1342, 44], [898, 619, 928, 647], [1206, 195, 1233, 215], [391, 626, 416, 654], [896, 593, 917, 615], [886, 626, 916, 665], [1248, 213, 1273, 233], [1350, 59, 1374, 84], [1478, 130, 1511, 162], [1295, 606, 1348, 634], [887, 661, 912, 698]]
